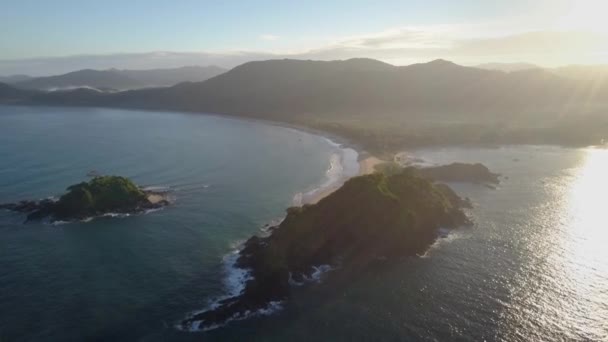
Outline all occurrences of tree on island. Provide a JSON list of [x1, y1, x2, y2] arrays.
[[0, 175, 168, 222], [54, 176, 148, 219]]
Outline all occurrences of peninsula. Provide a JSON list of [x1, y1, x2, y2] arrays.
[[180, 169, 471, 330]]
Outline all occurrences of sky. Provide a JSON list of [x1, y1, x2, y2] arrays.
[[1, 0, 608, 75]]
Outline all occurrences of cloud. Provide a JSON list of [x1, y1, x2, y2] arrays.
[[323, 26, 457, 50], [300, 28, 608, 66], [259, 34, 280, 41]]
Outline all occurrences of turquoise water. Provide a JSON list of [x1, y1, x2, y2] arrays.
[[0, 106, 346, 341], [1, 106, 607, 341]]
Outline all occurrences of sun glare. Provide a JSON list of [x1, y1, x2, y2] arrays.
[[567, 148, 608, 278], [556, 0, 608, 34]]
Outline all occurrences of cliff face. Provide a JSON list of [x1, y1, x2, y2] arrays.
[[182, 170, 471, 329]]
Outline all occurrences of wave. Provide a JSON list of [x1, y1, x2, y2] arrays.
[[182, 137, 353, 332], [141, 185, 172, 192], [50, 205, 166, 226], [222, 248, 253, 298], [182, 300, 284, 332], [394, 151, 436, 167], [180, 221, 335, 332], [294, 138, 360, 205], [178, 241, 287, 332], [419, 228, 464, 258], [289, 264, 334, 286]]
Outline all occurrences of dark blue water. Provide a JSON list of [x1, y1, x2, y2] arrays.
[[0, 106, 345, 341], [1, 106, 607, 341]]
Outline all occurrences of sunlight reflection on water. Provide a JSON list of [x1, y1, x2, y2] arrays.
[[502, 147, 608, 341]]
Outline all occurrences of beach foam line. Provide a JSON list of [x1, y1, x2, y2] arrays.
[[294, 138, 360, 205], [182, 137, 356, 332]]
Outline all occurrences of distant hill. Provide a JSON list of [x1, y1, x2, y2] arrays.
[[477, 62, 608, 82], [99, 58, 596, 120], [12, 66, 226, 91], [118, 66, 226, 87], [14, 69, 144, 91], [475, 62, 540, 72], [0, 75, 32, 83], [0, 82, 36, 103], [4, 58, 608, 149], [551, 65, 608, 81]]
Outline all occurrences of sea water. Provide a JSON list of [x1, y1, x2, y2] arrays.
[[1, 106, 606, 341]]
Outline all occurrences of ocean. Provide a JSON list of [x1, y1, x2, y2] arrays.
[[0, 106, 606, 341]]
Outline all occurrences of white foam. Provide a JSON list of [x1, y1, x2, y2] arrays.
[[182, 136, 355, 332], [180, 237, 334, 332], [143, 207, 164, 215], [49, 206, 164, 226], [141, 185, 171, 192], [394, 151, 436, 168], [222, 249, 253, 297], [420, 229, 462, 258], [51, 220, 70, 226], [288, 273, 305, 286], [182, 300, 284, 332], [178, 243, 257, 332], [437, 227, 451, 237], [289, 264, 334, 286], [256, 301, 283, 315], [292, 193, 303, 206], [295, 138, 360, 205], [180, 296, 284, 332], [309, 264, 333, 282], [101, 212, 130, 218]]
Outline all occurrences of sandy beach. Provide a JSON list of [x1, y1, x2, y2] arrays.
[[359, 156, 384, 175], [306, 155, 385, 204]]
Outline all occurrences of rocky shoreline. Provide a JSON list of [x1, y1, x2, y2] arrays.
[[416, 162, 501, 184], [180, 169, 473, 330], [0, 176, 170, 223]]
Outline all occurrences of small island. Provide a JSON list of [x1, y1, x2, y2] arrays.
[[0, 175, 170, 222], [180, 169, 471, 330], [415, 162, 500, 184], [375, 162, 500, 185]]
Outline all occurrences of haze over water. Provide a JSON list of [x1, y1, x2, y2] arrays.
[[0, 106, 606, 341]]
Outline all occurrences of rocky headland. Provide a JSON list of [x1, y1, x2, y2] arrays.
[[415, 162, 501, 184], [180, 169, 471, 330]]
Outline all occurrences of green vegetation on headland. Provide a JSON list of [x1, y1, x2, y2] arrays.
[[0, 176, 169, 222], [181, 169, 471, 330]]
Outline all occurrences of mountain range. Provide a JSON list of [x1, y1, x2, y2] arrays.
[[2, 66, 226, 91], [2, 58, 608, 149], [475, 62, 540, 72]]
